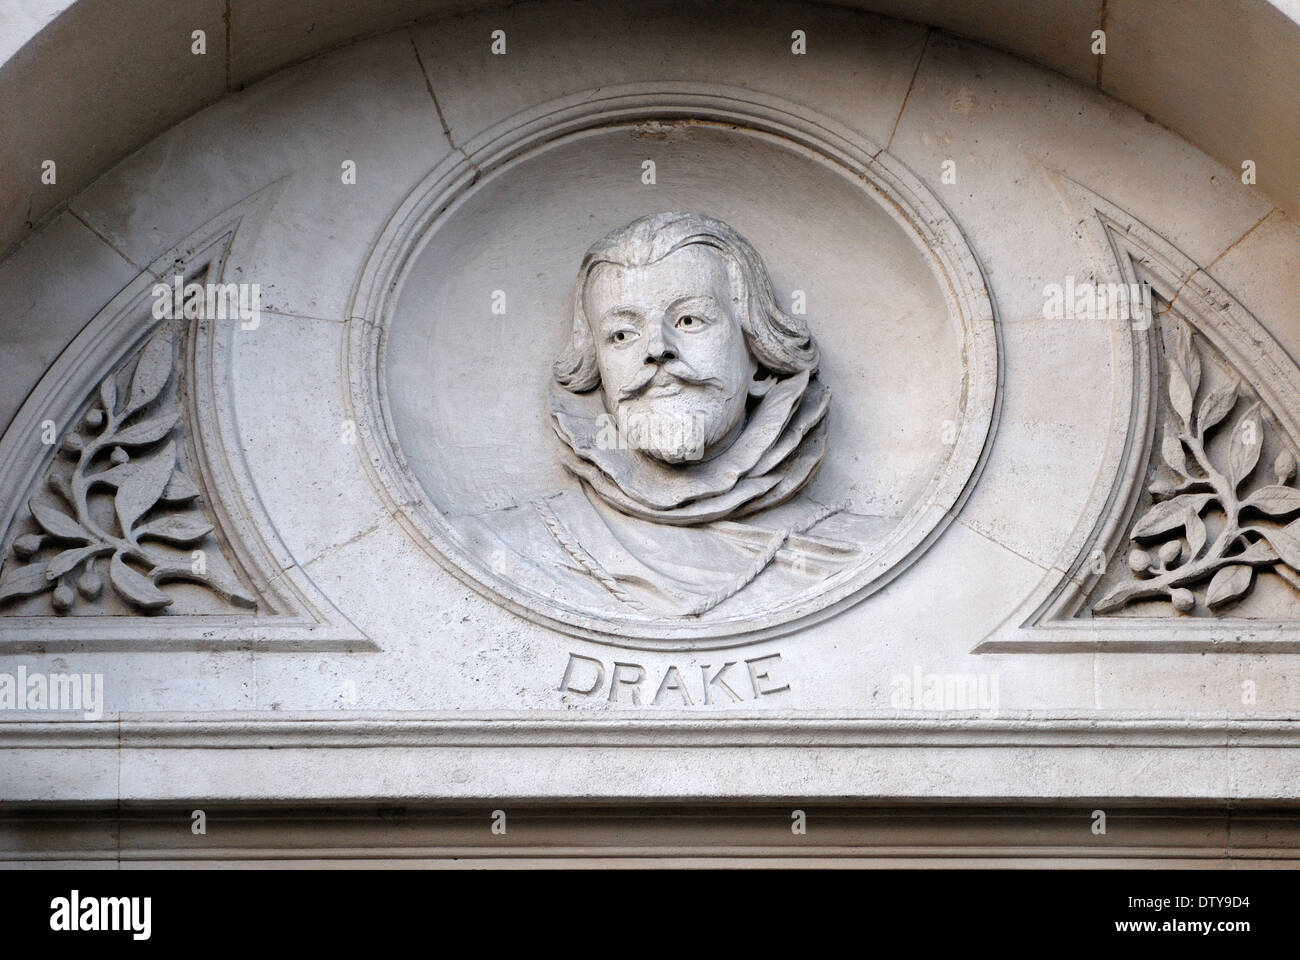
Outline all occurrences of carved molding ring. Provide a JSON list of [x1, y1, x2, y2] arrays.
[[347, 85, 1000, 649]]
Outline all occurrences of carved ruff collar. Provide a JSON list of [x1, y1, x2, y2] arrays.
[[549, 371, 830, 525]]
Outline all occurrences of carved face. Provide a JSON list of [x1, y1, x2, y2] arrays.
[[583, 245, 756, 463]]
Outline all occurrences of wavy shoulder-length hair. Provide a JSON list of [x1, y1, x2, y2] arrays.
[[553, 212, 818, 392]]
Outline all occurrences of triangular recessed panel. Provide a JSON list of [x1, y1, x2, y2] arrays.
[[0, 189, 371, 651]]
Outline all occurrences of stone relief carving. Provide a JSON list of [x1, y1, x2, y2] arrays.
[[351, 92, 999, 646], [0, 322, 256, 616], [537, 212, 851, 617], [0, 200, 370, 649], [1094, 314, 1300, 616], [979, 179, 1300, 651]]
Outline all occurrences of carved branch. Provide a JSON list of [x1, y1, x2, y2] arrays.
[[0, 325, 257, 616], [1095, 317, 1300, 616]]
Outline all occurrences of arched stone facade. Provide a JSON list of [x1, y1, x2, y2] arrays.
[[2, 0, 1299, 865]]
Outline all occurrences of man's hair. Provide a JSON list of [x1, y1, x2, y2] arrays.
[[553, 212, 819, 392]]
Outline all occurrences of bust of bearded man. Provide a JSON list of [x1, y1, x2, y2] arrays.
[[462, 212, 881, 619]]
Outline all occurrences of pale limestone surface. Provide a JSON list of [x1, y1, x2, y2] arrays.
[[3, 0, 1297, 258], [0, 1, 1298, 810]]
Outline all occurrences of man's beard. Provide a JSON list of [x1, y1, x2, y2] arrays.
[[611, 361, 740, 464]]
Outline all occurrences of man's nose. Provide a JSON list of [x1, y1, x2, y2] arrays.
[[644, 316, 677, 364]]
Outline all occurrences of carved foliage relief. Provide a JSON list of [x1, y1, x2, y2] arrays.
[[1094, 314, 1300, 617], [359, 103, 1002, 648], [0, 322, 256, 616]]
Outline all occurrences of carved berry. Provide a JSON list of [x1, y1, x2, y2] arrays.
[[84, 408, 104, 429], [1275, 449, 1297, 485], [13, 534, 42, 559], [1158, 541, 1182, 566], [110, 446, 129, 465], [51, 584, 75, 614], [77, 570, 103, 600], [1127, 548, 1152, 574], [1170, 588, 1195, 612], [60, 433, 83, 455]]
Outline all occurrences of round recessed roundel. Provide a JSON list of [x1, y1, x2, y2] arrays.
[[349, 89, 998, 649]]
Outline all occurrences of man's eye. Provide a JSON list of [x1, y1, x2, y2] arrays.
[[675, 314, 704, 330], [611, 329, 637, 344]]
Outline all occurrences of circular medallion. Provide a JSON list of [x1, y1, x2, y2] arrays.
[[349, 86, 999, 649]]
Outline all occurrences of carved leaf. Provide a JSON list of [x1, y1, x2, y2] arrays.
[[1206, 564, 1254, 609], [0, 562, 55, 603], [28, 498, 90, 542], [206, 571, 256, 607], [47, 473, 75, 509], [137, 514, 213, 544], [1160, 417, 1188, 476], [1173, 318, 1202, 396], [112, 407, 180, 447], [1185, 508, 1207, 558], [1131, 493, 1214, 539], [166, 567, 258, 608], [161, 471, 200, 502], [1167, 354, 1194, 425], [1166, 319, 1200, 425], [1236, 539, 1279, 563], [84, 465, 127, 492], [99, 376, 117, 418], [1260, 524, 1300, 572], [108, 552, 172, 610], [124, 327, 174, 415], [1196, 377, 1238, 434], [220, 580, 258, 608], [114, 440, 176, 536], [1226, 403, 1264, 488], [1243, 485, 1300, 516], [1093, 583, 1133, 614], [86, 460, 193, 497], [45, 545, 102, 580]]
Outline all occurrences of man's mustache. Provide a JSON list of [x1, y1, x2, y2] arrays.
[[617, 361, 723, 401]]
